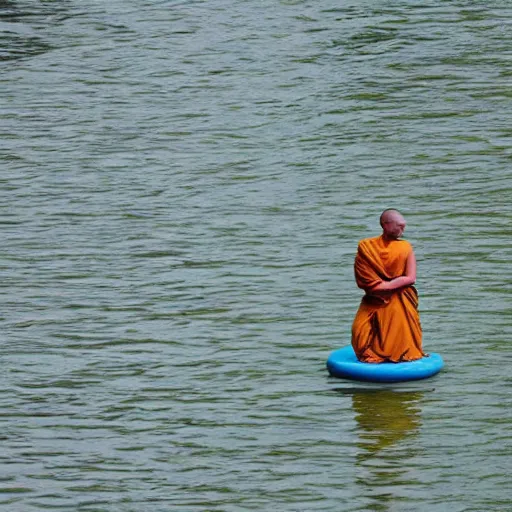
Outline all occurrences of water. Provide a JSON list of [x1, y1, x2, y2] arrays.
[[1, 1, 511, 510]]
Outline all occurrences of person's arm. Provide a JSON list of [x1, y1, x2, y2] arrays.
[[368, 250, 417, 292]]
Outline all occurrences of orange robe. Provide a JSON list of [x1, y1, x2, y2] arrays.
[[351, 236, 424, 363]]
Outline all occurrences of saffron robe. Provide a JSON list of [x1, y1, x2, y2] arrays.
[[351, 236, 424, 363]]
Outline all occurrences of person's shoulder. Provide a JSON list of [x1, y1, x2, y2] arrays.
[[357, 236, 374, 249], [397, 238, 414, 251], [358, 236, 379, 245], [356, 236, 380, 254]]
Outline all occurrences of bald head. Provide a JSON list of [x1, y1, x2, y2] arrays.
[[380, 209, 406, 240], [380, 208, 402, 227]]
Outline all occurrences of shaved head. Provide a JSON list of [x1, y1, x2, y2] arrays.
[[380, 209, 406, 240], [380, 208, 403, 227]]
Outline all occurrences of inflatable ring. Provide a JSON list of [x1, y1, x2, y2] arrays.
[[327, 346, 444, 383]]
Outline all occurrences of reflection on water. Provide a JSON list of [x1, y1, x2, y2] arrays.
[[353, 389, 423, 454], [352, 389, 425, 511]]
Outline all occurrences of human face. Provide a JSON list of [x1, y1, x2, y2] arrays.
[[382, 214, 406, 239]]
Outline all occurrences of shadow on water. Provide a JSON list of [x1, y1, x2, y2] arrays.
[[335, 386, 427, 511], [0, 0, 64, 62]]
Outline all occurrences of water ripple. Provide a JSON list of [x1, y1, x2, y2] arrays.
[[1, 0, 511, 510]]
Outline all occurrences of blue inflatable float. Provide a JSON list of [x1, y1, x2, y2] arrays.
[[327, 346, 444, 383]]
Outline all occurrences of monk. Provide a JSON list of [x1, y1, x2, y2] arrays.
[[351, 209, 425, 363]]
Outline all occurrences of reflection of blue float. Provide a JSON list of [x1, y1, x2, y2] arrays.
[[327, 346, 444, 383]]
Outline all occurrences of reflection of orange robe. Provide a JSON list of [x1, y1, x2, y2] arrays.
[[351, 235, 424, 363]]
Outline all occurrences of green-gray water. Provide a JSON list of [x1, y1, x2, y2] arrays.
[[1, 1, 511, 510]]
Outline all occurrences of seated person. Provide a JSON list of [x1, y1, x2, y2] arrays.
[[351, 209, 425, 363]]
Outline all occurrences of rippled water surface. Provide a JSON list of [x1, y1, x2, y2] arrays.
[[1, 1, 511, 510]]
